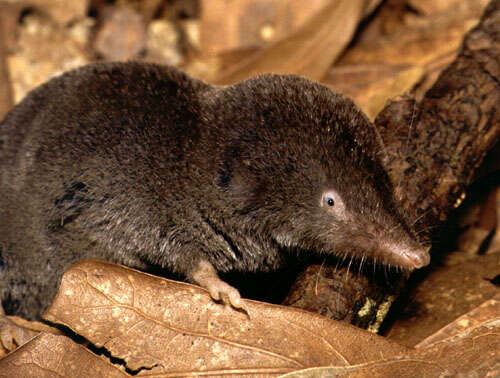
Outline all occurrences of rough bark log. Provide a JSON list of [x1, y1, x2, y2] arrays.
[[284, 0, 500, 330], [376, 0, 500, 228], [282, 263, 406, 332]]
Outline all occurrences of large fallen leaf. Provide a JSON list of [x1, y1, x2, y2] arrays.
[[386, 253, 500, 347], [200, 0, 331, 54], [416, 291, 500, 348], [0, 315, 62, 358], [281, 294, 500, 377], [324, 0, 488, 119], [212, 0, 381, 84], [409, 0, 490, 15], [43, 260, 409, 375], [0, 332, 127, 377], [8, 271, 498, 377]]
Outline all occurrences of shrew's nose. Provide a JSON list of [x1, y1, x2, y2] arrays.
[[399, 247, 431, 269]]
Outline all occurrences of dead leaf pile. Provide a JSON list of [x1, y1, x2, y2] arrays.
[[0, 260, 498, 376]]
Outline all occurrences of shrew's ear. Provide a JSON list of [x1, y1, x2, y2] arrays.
[[217, 157, 264, 214]]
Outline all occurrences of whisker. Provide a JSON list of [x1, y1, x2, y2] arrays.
[[388, 222, 403, 234], [315, 259, 326, 296], [358, 255, 365, 275], [345, 257, 353, 282], [370, 121, 389, 161], [406, 100, 417, 150], [412, 209, 432, 226]]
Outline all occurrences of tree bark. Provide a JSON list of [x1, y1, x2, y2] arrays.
[[285, 0, 500, 330], [376, 0, 500, 228]]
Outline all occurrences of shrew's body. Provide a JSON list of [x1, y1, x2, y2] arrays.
[[0, 62, 429, 327]]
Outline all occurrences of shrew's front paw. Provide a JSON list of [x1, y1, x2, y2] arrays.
[[189, 259, 249, 315]]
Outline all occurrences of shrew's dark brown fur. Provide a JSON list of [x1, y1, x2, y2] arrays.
[[0, 62, 429, 320]]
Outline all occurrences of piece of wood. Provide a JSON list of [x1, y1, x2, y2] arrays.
[[374, 0, 500, 228], [284, 0, 499, 329], [282, 264, 405, 333]]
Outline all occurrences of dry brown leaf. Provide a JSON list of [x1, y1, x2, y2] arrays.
[[0, 332, 127, 377], [211, 0, 381, 84], [416, 292, 500, 348], [43, 260, 409, 376], [386, 253, 500, 347], [6, 316, 61, 337], [328, 65, 427, 120], [409, 0, 491, 16], [281, 296, 500, 377], [200, 0, 331, 54], [324, 0, 487, 119], [0, 315, 62, 358], [339, 18, 478, 68]]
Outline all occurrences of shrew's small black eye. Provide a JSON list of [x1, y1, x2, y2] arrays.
[[326, 198, 335, 207]]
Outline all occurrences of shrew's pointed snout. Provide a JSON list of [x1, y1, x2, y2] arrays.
[[376, 235, 431, 269], [399, 247, 431, 269], [357, 227, 431, 269]]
